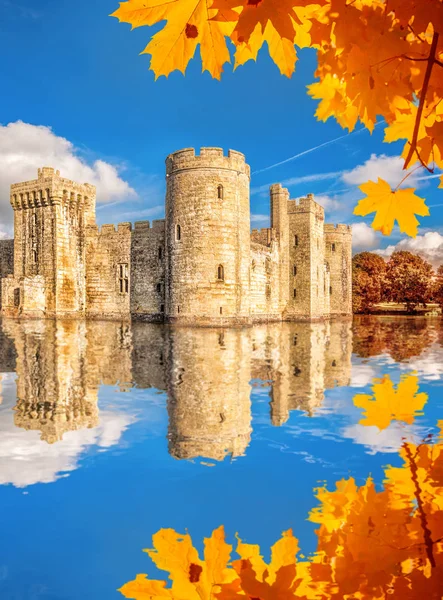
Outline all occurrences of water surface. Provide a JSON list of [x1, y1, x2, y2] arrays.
[[0, 317, 442, 599]]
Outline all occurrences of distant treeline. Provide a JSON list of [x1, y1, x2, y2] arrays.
[[353, 251, 443, 314]]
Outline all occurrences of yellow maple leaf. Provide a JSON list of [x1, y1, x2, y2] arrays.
[[112, 0, 232, 79], [354, 177, 429, 237], [353, 373, 428, 431]]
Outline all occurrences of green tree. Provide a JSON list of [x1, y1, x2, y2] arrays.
[[352, 252, 386, 314], [385, 251, 433, 313]]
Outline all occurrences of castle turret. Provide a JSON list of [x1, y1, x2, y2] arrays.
[[270, 184, 290, 313], [285, 194, 326, 320], [324, 224, 352, 316], [165, 148, 251, 325], [3, 168, 96, 317]]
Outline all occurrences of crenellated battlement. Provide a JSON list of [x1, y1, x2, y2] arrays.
[[133, 219, 165, 234], [250, 228, 277, 247], [10, 168, 96, 210], [166, 147, 250, 178], [86, 220, 166, 237], [287, 194, 325, 217], [324, 223, 352, 235]]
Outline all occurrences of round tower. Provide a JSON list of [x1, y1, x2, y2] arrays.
[[165, 327, 252, 461], [165, 147, 251, 325]]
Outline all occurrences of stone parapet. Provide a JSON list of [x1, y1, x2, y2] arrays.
[[166, 147, 250, 179]]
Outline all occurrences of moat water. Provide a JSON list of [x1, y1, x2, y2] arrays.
[[0, 316, 442, 599]]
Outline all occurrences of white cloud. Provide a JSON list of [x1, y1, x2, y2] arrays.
[[342, 422, 423, 454], [342, 154, 422, 188], [313, 194, 343, 212], [350, 363, 378, 388], [0, 121, 137, 232], [251, 214, 270, 224], [0, 374, 136, 487], [375, 231, 443, 269], [352, 222, 380, 250]]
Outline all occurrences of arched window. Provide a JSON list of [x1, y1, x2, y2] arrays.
[[331, 242, 336, 252], [294, 235, 299, 247], [330, 286, 333, 295], [293, 265, 297, 276], [293, 288, 297, 298], [217, 184, 224, 200], [176, 224, 181, 241], [158, 246, 163, 260], [217, 264, 225, 281]]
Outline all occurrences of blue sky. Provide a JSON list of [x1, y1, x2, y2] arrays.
[[1, 0, 443, 261]]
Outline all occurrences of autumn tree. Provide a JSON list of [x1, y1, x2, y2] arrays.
[[112, 0, 443, 239], [385, 251, 434, 313], [352, 252, 386, 313], [433, 264, 443, 310]]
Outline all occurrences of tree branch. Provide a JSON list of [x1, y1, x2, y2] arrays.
[[403, 442, 436, 568], [404, 31, 440, 170]]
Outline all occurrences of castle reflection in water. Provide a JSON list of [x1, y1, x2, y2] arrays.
[[0, 319, 354, 461]]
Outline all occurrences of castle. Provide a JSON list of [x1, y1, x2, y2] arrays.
[[0, 318, 353, 457], [0, 148, 352, 324]]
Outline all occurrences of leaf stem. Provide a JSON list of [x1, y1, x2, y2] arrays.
[[394, 164, 424, 191], [404, 31, 440, 170], [403, 442, 436, 568]]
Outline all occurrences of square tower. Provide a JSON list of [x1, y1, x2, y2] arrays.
[[2, 168, 96, 317], [285, 194, 326, 319]]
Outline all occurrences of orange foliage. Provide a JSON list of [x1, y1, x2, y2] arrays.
[[111, 0, 443, 238], [120, 424, 443, 599]]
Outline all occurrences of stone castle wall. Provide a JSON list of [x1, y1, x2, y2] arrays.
[[85, 222, 132, 319], [249, 242, 281, 319], [0, 150, 352, 324], [324, 224, 353, 316], [165, 148, 251, 325], [130, 220, 165, 320], [0, 240, 14, 307]]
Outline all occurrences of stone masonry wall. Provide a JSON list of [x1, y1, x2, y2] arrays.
[[250, 242, 281, 319], [324, 225, 353, 316], [0, 240, 13, 307], [85, 223, 131, 319], [130, 220, 166, 320], [286, 196, 326, 320], [165, 148, 251, 325], [9, 167, 96, 317]]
